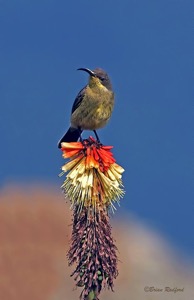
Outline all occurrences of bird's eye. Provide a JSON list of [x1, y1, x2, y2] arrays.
[[100, 77, 105, 81]]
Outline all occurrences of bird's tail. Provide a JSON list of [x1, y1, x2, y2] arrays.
[[58, 127, 82, 148]]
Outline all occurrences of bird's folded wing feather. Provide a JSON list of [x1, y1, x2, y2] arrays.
[[71, 87, 86, 114]]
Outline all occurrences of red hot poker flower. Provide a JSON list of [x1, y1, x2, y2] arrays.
[[59, 137, 125, 213]]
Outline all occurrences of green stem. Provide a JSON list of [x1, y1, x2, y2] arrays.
[[86, 288, 98, 300]]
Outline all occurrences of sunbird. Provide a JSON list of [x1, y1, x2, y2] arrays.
[[58, 67, 114, 148]]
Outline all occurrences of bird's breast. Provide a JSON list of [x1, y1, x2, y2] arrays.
[[71, 86, 114, 130]]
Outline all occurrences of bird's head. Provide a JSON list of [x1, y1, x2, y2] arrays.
[[77, 67, 112, 91]]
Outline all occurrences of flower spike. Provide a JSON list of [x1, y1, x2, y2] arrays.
[[59, 137, 125, 300]]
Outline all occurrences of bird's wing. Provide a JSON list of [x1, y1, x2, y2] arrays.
[[71, 87, 86, 114]]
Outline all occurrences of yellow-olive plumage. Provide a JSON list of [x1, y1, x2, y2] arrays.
[[58, 68, 114, 148]]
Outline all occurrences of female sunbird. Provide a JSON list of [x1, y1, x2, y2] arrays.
[[58, 67, 114, 148]]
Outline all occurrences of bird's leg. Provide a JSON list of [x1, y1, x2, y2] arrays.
[[93, 130, 100, 143], [78, 127, 83, 142]]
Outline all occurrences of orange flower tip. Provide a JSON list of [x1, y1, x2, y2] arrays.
[[88, 136, 97, 142], [61, 142, 84, 149], [62, 149, 82, 159], [101, 145, 114, 150]]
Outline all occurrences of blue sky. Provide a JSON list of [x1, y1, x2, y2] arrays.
[[1, 1, 193, 257]]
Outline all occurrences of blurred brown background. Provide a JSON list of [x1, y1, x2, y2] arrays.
[[0, 186, 194, 300]]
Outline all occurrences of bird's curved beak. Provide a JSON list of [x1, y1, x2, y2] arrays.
[[77, 68, 96, 77]]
